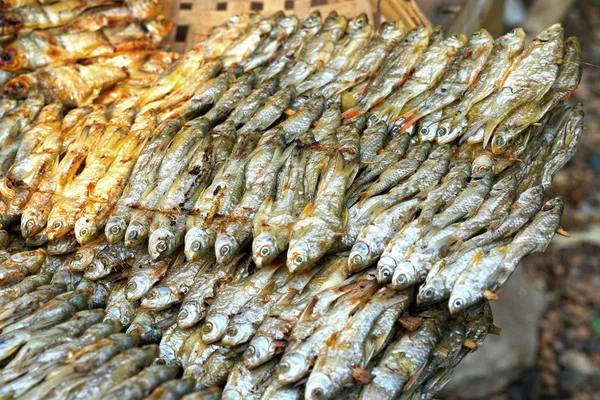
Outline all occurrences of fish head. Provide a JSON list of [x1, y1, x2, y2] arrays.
[[492, 173, 517, 194], [0, 47, 23, 71], [244, 336, 276, 368], [177, 301, 204, 329], [376, 255, 397, 283], [391, 259, 419, 289], [348, 13, 370, 36], [201, 313, 229, 343], [419, 117, 440, 142], [157, 346, 177, 365], [185, 227, 211, 262], [305, 372, 333, 400], [3, 75, 34, 98], [379, 20, 404, 42], [70, 247, 96, 271], [469, 28, 493, 46], [222, 389, 244, 400], [125, 272, 154, 302], [541, 197, 565, 214], [141, 286, 178, 310], [252, 232, 280, 267], [448, 285, 478, 315], [304, 10, 322, 28], [348, 241, 371, 272], [491, 126, 514, 155], [535, 23, 564, 42], [148, 229, 177, 261], [124, 222, 147, 248], [471, 154, 495, 178], [21, 209, 46, 238], [222, 322, 254, 346], [417, 278, 446, 306], [105, 217, 128, 244], [287, 239, 314, 273], [84, 258, 110, 280], [437, 120, 463, 145], [499, 27, 526, 56], [445, 33, 468, 51], [277, 352, 310, 385], [517, 185, 544, 208], [74, 219, 99, 246], [324, 12, 347, 36], [215, 234, 240, 266]]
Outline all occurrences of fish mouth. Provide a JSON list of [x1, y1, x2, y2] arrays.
[[69, 249, 94, 271]]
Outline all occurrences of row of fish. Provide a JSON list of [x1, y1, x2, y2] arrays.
[[0, 7, 584, 400]]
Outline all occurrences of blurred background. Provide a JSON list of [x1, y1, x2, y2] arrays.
[[163, 0, 600, 398]]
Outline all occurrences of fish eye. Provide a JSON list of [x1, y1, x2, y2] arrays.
[[178, 310, 188, 320], [128, 231, 138, 240], [453, 298, 464, 309], [496, 137, 505, 146], [260, 247, 270, 256], [312, 388, 325, 399], [220, 245, 230, 256], [434, 29, 441, 35], [437, 127, 447, 136], [424, 288, 435, 298], [191, 241, 201, 252], [147, 291, 156, 300], [390, 125, 401, 134], [278, 361, 290, 373], [75, 253, 83, 261], [381, 269, 390, 278], [156, 241, 167, 252], [509, 29, 516, 35], [245, 346, 256, 357], [351, 254, 363, 265], [53, 221, 62, 229], [294, 255, 304, 265], [227, 327, 238, 337], [451, 34, 458, 39], [202, 322, 213, 333], [473, 31, 480, 36], [420, 127, 429, 135], [110, 225, 120, 235], [126, 282, 137, 292], [26, 220, 34, 228], [396, 273, 407, 285], [80, 228, 88, 237]]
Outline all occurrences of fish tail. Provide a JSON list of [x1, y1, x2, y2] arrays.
[[341, 108, 362, 122]]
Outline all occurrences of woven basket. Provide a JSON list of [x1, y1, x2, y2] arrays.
[[163, 0, 432, 52]]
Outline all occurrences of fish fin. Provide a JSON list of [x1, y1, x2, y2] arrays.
[[404, 361, 428, 391], [325, 331, 338, 347], [341, 208, 349, 230], [362, 337, 377, 368], [351, 367, 376, 384], [298, 203, 314, 220], [482, 290, 499, 301], [341, 108, 361, 122], [296, 296, 318, 325]]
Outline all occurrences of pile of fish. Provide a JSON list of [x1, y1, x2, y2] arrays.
[[0, 6, 583, 400]]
